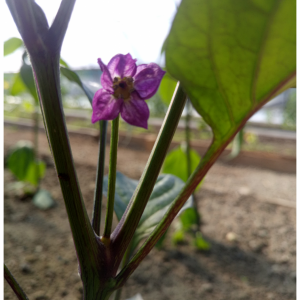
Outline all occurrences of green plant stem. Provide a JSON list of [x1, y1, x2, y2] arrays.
[[103, 116, 119, 240], [185, 99, 192, 177], [4, 264, 29, 300], [92, 120, 108, 236], [110, 82, 187, 273], [185, 99, 200, 229], [113, 245, 132, 300]]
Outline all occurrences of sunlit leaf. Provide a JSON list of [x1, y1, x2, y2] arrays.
[[158, 72, 177, 105], [103, 172, 192, 251], [162, 146, 203, 190], [59, 58, 69, 68], [4, 37, 23, 56], [60, 66, 94, 105], [25, 160, 46, 186], [172, 229, 184, 244], [165, 0, 296, 144], [10, 73, 27, 96]]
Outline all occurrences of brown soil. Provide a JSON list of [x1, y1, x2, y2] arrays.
[[4, 126, 296, 300]]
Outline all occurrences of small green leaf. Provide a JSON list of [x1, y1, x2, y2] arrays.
[[179, 207, 199, 231], [60, 66, 95, 105], [103, 172, 193, 252], [194, 232, 210, 251], [59, 58, 69, 68], [4, 37, 23, 56], [158, 72, 178, 105], [10, 73, 27, 96], [172, 229, 185, 244], [155, 230, 168, 249], [7, 141, 35, 181], [162, 146, 203, 190]]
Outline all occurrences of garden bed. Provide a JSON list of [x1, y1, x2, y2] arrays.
[[4, 125, 296, 300]]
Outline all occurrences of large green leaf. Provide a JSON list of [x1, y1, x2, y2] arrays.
[[60, 66, 95, 105], [4, 37, 23, 56], [103, 172, 192, 250], [164, 0, 296, 143], [162, 145, 202, 191]]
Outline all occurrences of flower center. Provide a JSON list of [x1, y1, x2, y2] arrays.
[[112, 77, 134, 100]]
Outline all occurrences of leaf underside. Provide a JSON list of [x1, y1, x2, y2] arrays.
[[103, 172, 192, 250], [165, 0, 296, 144]]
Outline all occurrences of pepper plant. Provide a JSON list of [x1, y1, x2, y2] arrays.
[[4, 0, 295, 300]]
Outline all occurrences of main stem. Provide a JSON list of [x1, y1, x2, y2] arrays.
[[103, 115, 120, 240], [30, 53, 100, 273]]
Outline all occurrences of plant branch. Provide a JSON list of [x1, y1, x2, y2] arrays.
[[47, 0, 76, 53], [4, 264, 29, 300], [92, 120, 108, 236], [6, 0, 48, 54], [110, 82, 187, 272], [103, 116, 120, 240]]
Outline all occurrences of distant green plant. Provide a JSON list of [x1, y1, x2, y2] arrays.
[[6, 140, 45, 194], [283, 90, 296, 129]]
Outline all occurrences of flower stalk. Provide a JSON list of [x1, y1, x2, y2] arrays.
[[92, 120, 108, 236], [103, 115, 120, 240]]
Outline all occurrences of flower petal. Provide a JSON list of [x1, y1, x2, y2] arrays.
[[133, 63, 166, 99], [120, 92, 149, 129], [107, 53, 137, 79], [97, 58, 113, 92], [91, 89, 122, 123]]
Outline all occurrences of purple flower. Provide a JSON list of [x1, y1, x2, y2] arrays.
[[91, 53, 165, 129]]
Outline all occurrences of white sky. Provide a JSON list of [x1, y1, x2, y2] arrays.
[[3, 0, 180, 73]]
